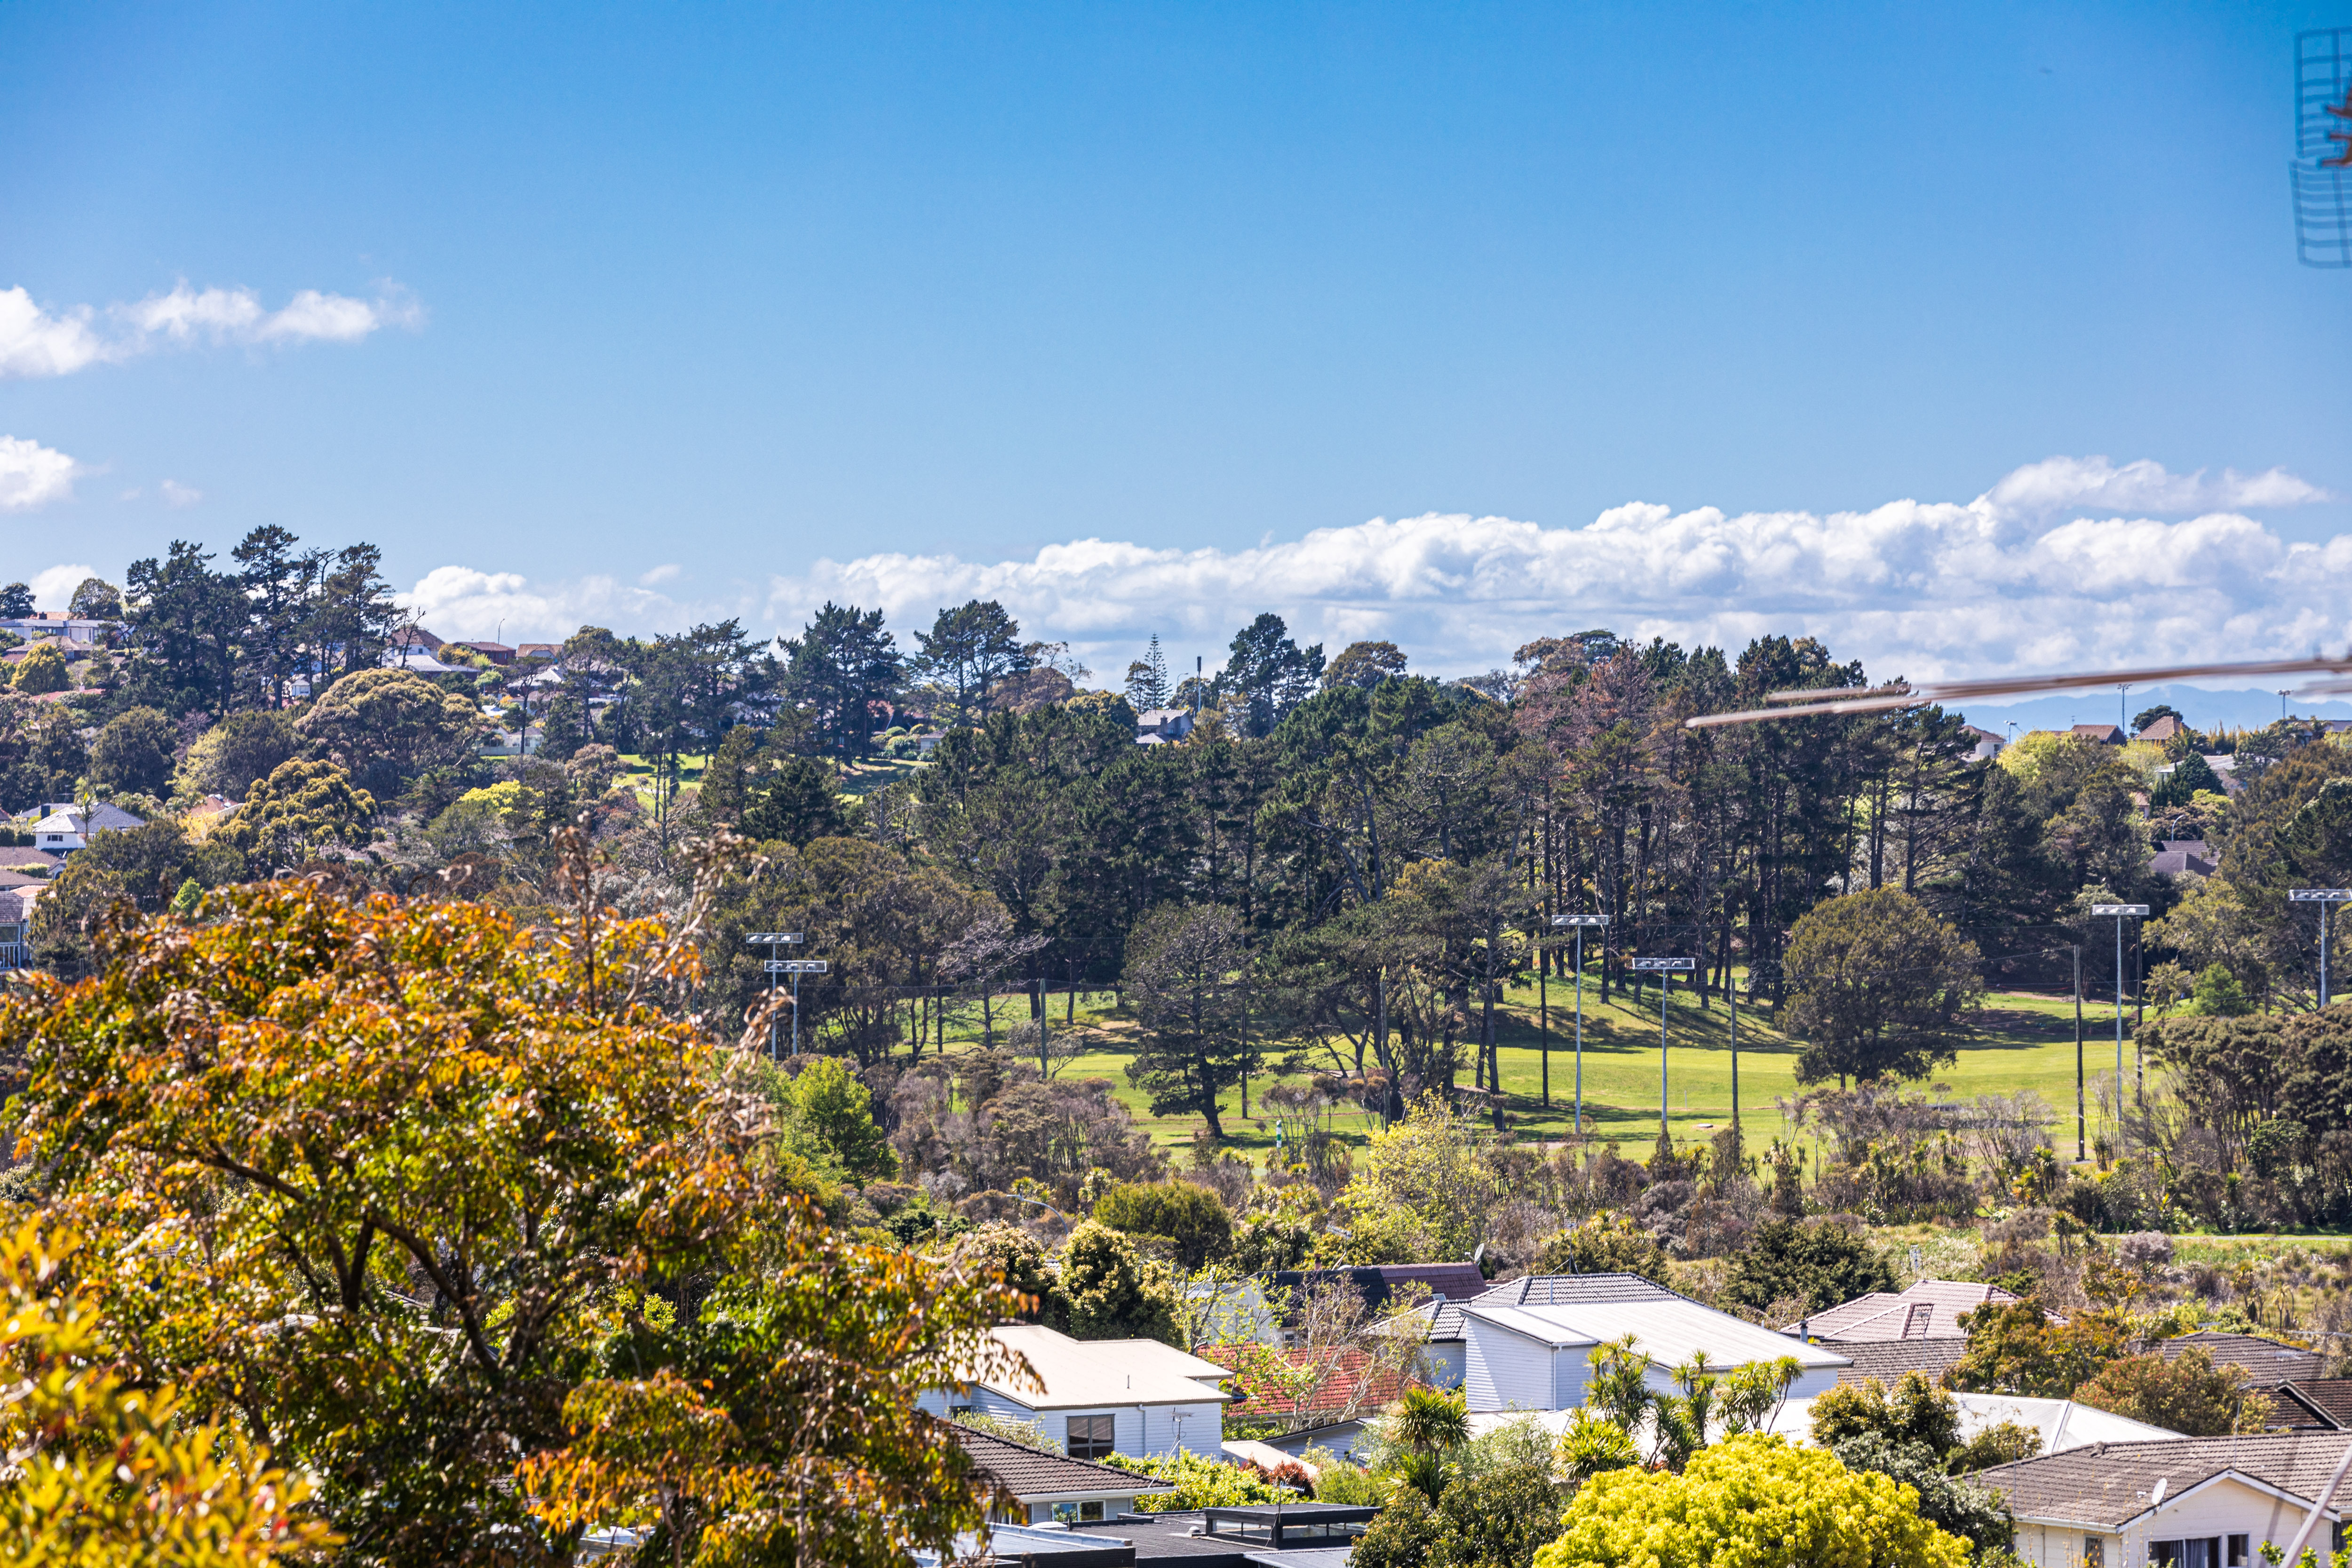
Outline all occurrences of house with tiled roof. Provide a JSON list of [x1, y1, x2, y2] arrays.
[[1977, 1430, 2352, 1568], [2156, 1332, 2327, 1385], [2139, 715, 2193, 743], [1826, 1336, 1971, 1387], [2073, 723, 2127, 746], [1197, 1342, 1422, 1431], [2265, 1378, 2352, 1431], [1788, 1278, 2022, 1341], [946, 1424, 1175, 1528]]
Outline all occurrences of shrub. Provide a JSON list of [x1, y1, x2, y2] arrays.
[[1532, 1211, 1671, 1283], [1533, 1435, 1968, 1568], [10, 643, 67, 695], [1092, 1180, 1234, 1269], [1720, 1217, 1898, 1316]]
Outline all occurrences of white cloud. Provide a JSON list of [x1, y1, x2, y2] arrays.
[[0, 288, 108, 377], [639, 563, 682, 586], [0, 435, 80, 511], [159, 479, 201, 508], [1980, 454, 2329, 525], [29, 564, 96, 611], [405, 455, 2352, 685], [398, 565, 691, 643], [0, 279, 423, 379]]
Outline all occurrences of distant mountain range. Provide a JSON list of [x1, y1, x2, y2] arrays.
[[1955, 684, 2352, 738]]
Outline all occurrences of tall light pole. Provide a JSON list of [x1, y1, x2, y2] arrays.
[[2090, 904, 2147, 1130], [1631, 955, 1696, 1137], [747, 932, 804, 1058], [2291, 889, 2352, 1008], [1554, 914, 1608, 1135]]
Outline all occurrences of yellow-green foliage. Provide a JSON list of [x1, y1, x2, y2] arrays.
[[0, 1220, 336, 1566], [1334, 1094, 1502, 1263], [1532, 1434, 1968, 1568], [10, 642, 67, 695]]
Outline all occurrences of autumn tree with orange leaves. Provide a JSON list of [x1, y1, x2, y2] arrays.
[[1, 830, 1032, 1568]]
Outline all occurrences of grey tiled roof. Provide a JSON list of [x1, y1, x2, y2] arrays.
[[947, 1426, 1173, 1502], [1826, 1337, 1969, 1386], [2157, 1332, 2327, 1384], [2268, 1379, 2352, 1431], [1974, 1432, 2352, 1528], [1423, 1273, 1684, 1341]]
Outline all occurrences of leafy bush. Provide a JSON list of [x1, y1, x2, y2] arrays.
[[1720, 1217, 1898, 1315], [1098, 1449, 1285, 1510], [1092, 1179, 1235, 1268], [1532, 1211, 1670, 1283], [1533, 1435, 1968, 1568], [1827, 1433, 2015, 1559], [2073, 1347, 2249, 1436]]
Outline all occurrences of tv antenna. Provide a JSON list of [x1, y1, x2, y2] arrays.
[[2295, 28, 2352, 268]]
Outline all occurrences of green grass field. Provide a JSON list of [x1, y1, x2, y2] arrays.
[[913, 973, 2159, 1171]]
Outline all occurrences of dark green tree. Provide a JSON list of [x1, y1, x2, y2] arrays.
[[1783, 887, 1985, 1086], [914, 600, 1030, 724], [66, 578, 122, 621], [1720, 1217, 1898, 1315], [1122, 902, 1256, 1140], [0, 584, 32, 619], [783, 603, 902, 759], [1219, 613, 1325, 738], [1090, 1181, 1234, 1269], [123, 541, 245, 714], [87, 707, 177, 799]]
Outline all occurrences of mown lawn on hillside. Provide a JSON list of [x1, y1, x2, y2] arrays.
[[900, 974, 2158, 1171]]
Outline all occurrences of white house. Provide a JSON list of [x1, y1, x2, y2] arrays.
[[1136, 708, 1196, 744], [1980, 1432, 2352, 1568], [920, 1323, 1230, 1460], [1445, 1273, 1851, 1412], [25, 801, 145, 854]]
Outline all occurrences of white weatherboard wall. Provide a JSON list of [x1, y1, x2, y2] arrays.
[[1463, 1318, 1558, 1412], [915, 1391, 1221, 1460], [2010, 1476, 2325, 1568], [1424, 1341, 1467, 1390]]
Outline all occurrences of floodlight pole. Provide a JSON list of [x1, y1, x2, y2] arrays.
[[2290, 890, 2352, 1010], [1554, 915, 1608, 1136], [1632, 955, 1695, 1138], [2092, 906, 2149, 1128], [747, 933, 805, 1058]]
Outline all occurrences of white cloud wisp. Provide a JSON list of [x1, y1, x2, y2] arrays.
[[403, 455, 2346, 685], [0, 280, 423, 378]]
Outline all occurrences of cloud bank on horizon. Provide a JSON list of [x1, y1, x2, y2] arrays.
[[28, 455, 2341, 688]]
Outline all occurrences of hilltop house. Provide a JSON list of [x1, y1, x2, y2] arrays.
[[25, 801, 144, 854]]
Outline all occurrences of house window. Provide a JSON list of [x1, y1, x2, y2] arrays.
[[2228, 1537, 2249, 1567], [2082, 1542, 2103, 1568], [1050, 1502, 1106, 1523], [2153, 1542, 2224, 1568], [2153, 1545, 2178, 1567], [1066, 1415, 1114, 1460]]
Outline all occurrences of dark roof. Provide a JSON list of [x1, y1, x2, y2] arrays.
[[1826, 1337, 1970, 1387], [0, 847, 59, 869], [2270, 1379, 2352, 1431], [1423, 1272, 1683, 1341], [2157, 1332, 2327, 1384], [1065, 1508, 1367, 1566], [1263, 1264, 1487, 1321], [948, 1426, 1174, 1503], [1974, 1431, 2352, 1528], [2071, 724, 2126, 745], [2151, 849, 2216, 878]]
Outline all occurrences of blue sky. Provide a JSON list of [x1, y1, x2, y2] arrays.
[[4, 1, 2350, 687]]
